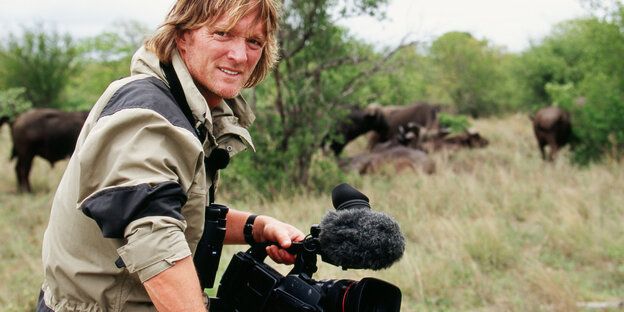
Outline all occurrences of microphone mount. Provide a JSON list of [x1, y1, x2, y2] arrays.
[[247, 224, 324, 276]]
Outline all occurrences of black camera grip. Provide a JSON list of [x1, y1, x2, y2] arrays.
[[194, 203, 229, 290]]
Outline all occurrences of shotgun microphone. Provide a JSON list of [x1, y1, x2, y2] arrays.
[[317, 183, 405, 270]]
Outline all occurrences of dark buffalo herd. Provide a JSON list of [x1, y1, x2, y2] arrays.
[[328, 102, 575, 176], [7, 108, 89, 192], [366, 102, 442, 150], [0, 102, 573, 192], [331, 101, 490, 175]]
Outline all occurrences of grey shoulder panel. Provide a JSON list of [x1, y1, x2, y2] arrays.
[[100, 77, 196, 136]]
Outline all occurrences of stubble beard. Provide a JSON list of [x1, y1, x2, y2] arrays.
[[196, 79, 244, 105]]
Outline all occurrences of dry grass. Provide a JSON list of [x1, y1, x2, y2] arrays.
[[1, 114, 623, 311]]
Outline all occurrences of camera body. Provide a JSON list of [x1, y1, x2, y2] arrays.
[[211, 250, 324, 311], [209, 225, 402, 312]]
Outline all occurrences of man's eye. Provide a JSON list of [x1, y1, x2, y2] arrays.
[[215, 31, 227, 37], [248, 39, 264, 48]]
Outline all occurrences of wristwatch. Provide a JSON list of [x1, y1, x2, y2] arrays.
[[244, 214, 259, 245]]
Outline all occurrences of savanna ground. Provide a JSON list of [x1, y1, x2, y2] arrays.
[[0, 114, 623, 312]]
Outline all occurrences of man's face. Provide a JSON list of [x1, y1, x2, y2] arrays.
[[176, 9, 266, 108]]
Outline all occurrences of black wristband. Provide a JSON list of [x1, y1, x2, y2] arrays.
[[244, 214, 259, 245]]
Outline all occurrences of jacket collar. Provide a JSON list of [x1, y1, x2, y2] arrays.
[[129, 46, 256, 151]]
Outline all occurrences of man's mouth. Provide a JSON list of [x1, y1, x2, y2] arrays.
[[220, 68, 239, 75]]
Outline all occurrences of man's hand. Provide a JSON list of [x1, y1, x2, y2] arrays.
[[223, 210, 305, 264], [254, 216, 305, 264]]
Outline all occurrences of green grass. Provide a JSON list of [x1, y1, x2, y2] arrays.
[[1, 114, 623, 311]]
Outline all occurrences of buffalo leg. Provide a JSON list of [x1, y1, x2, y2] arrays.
[[15, 156, 33, 193], [546, 137, 559, 161]]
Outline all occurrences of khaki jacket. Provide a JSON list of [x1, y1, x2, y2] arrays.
[[40, 46, 255, 311]]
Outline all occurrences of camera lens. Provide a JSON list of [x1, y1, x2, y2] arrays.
[[317, 277, 401, 312]]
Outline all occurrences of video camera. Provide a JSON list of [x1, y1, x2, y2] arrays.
[[207, 183, 405, 312]]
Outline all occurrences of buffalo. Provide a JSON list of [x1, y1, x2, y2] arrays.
[[326, 105, 390, 156], [341, 123, 435, 175], [366, 102, 441, 150], [371, 122, 421, 153], [10, 108, 89, 192], [530, 106, 572, 161], [421, 128, 489, 152], [339, 145, 435, 175]]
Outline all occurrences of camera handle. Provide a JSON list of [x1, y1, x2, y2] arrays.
[[244, 235, 321, 278], [288, 238, 320, 277]]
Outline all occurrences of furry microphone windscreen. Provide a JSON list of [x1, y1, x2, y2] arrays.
[[319, 208, 405, 270]]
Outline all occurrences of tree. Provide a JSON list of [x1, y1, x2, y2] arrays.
[[527, 11, 624, 164], [556, 16, 624, 163], [0, 25, 80, 108], [428, 32, 505, 117], [361, 46, 433, 107], [225, 0, 419, 195], [65, 20, 152, 110], [0, 87, 32, 126]]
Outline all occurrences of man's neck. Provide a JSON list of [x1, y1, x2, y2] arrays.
[[200, 89, 222, 110], [207, 98, 221, 110]]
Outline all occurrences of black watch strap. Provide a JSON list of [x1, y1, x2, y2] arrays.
[[244, 214, 259, 245]]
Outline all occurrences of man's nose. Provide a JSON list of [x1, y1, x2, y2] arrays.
[[227, 37, 248, 63]]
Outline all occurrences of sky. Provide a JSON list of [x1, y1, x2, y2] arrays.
[[0, 0, 588, 53]]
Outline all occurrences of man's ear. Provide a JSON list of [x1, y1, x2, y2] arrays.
[[175, 31, 189, 54]]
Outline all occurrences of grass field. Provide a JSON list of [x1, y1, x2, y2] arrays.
[[1, 114, 623, 311]]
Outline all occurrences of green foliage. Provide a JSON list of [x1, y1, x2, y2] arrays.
[[64, 20, 151, 110], [238, 0, 398, 194], [221, 111, 350, 199], [78, 20, 150, 62], [359, 46, 433, 106], [569, 74, 624, 164], [438, 113, 471, 133], [544, 82, 577, 109], [428, 32, 506, 117], [306, 155, 356, 195], [539, 13, 624, 164], [0, 25, 80, 108], [0, 88, 32, 123]]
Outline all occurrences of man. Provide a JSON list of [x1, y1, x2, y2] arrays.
[[37, 0, 304, 311]]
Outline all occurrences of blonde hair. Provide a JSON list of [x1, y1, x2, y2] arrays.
[[145, 0, 281, 88]]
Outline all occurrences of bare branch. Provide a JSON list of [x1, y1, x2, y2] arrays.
[[302, 55, 363, 78], [339, 40, 419, 99], [280, 0, 324, 60]]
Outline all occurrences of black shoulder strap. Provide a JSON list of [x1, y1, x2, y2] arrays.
[[160, 62, 207, 143], [160, 62, 219, 202]]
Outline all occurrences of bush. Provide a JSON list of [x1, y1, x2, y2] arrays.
[[0, 26, 80, 108], [438, 113, 471, 133], [546, 77, 624, 164], [573, 74, 624, 163], [0, 88, 32, 123]]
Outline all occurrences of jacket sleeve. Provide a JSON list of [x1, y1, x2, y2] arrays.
[[117, 216, 192, 282], [77, 107, 204, 281]]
